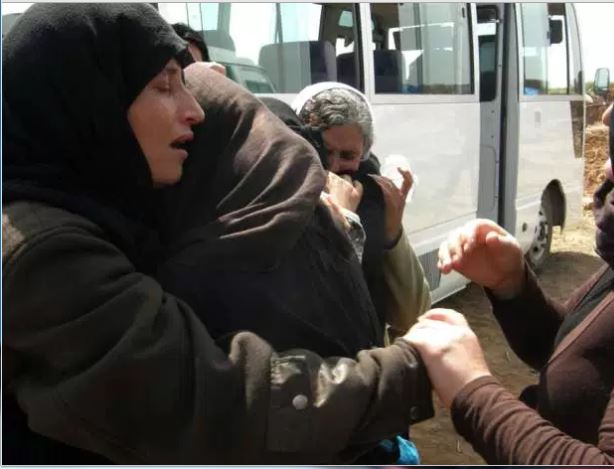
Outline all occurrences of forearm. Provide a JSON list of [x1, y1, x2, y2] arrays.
[[452, 377, 614, 464], [486, 267, 564, 369], [383, 232, 431, 338]]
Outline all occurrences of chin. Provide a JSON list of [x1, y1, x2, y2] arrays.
[[153, 168, 183, 186]]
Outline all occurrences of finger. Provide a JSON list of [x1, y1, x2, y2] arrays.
[[484, 230, 521, 255], [473, 219, 509, 244], [405, 318, 455, 347], [446, 228, 467, 266], [341, 174, 352, 184], [398, 168, 413, 200], [325, 172, 336, 193], [403, 320, 449, 345], [323, 197, 350, 231], [438, 240, 454, 274], [419, 309, 468, 327], [371, 175, 399, 201], [370, 176, 393, 200], [353, 179, 364, 199], [460, 222, 481, 253]]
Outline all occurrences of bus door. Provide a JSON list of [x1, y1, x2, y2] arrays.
[[512, 3, 584, 261], [476, 4, 504, 223]]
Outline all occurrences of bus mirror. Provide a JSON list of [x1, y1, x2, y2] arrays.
[[594, 68, 610, 96], [548, 19, 563, 45]]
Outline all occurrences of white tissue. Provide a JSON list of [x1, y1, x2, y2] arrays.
[[380, 154, 419, 202]]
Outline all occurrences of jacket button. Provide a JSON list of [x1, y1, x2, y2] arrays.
[[292, 394, 309, 410]]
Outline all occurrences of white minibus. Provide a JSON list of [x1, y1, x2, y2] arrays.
[[3, 3, 587, 302]]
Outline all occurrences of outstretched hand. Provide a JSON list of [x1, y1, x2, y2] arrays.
[[371, 168, 413, 245], [438, 219, 525, 298]]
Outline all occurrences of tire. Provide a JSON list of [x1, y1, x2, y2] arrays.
[[526, 193, 554, 272]]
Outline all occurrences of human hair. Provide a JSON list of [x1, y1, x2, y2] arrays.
[[297, 88, 374, 155], [172, 23, 210, 62]]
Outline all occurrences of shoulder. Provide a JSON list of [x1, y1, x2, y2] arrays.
[[2, 201, 110, 278], [3, 202, 161, 337], [3, 201, 104, 264]]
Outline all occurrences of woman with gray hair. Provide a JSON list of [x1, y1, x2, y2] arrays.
[[292, 82, 431, 343], [290, 83, 431, 464]]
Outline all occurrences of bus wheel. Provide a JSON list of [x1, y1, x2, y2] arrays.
[[526, 194, 553, 271]]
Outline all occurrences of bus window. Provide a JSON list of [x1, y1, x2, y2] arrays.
[[158, 3, 360, 94], [477, 6, 499, 102], [567, 4, 583, 95], [369, 3, 473, 95], [520, 3, 570, 96]]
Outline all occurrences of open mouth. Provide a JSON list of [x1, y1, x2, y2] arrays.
[[170, 140, 189, 151], [170, 134, 194, 153]]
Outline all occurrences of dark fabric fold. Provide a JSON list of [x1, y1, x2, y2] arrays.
[[158, 69, 383, 357]]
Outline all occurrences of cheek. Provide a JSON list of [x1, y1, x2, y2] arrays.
[[129, 95, 171, 148], [327, 155, 340, 172]]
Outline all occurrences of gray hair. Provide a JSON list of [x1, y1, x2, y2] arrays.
[[297, 88, 374, 156]]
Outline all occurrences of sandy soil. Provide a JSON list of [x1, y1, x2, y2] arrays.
[[411, 210, 604, 464]]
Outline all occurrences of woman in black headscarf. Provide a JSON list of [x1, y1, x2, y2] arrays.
[[2, 4, 432, 464]]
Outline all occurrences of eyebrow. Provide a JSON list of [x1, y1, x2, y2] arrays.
[[164, 65, 181, 75]]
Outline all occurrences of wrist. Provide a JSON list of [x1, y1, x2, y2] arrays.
[[384, 228, 403, 249], [444, 370, 492, 409], [490, 263, 526, 300]]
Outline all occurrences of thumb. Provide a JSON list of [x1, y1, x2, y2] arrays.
[[353, 179, 364, 198]]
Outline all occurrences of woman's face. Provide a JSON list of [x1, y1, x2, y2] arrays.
[[128, 59, 204, 186], [321, 124, 364, 175]]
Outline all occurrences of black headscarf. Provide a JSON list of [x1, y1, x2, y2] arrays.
[[2, 3, 192, 272], [259, 97, 329, 167], [260, 98, 390, 327]]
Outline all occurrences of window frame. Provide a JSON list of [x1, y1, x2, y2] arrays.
[[364, 2, 479, 105], [516, 3, 583, 103]]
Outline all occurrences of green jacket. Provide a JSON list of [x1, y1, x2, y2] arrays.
[[3, 201, 433, 464]]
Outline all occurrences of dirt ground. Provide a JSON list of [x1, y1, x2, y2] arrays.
[[411, 124, 610, 464]]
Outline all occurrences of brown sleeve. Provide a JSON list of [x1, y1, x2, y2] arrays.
[[3, 226, 432, 464], [485, 267, 568, 370], [451, 376, 614, 464]]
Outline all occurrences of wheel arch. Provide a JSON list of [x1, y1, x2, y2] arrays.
[[544, 180, 566, 230]]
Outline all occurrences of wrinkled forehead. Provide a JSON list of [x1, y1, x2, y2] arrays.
[[322, 124, 365, 153]]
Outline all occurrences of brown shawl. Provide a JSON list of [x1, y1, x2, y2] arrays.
[[160, 65, 325, 271]]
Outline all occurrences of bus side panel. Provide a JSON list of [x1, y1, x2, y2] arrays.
[[371, 101, 480, 302]]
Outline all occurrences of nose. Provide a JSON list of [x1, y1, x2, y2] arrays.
[[182, 91, 205, 126]]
